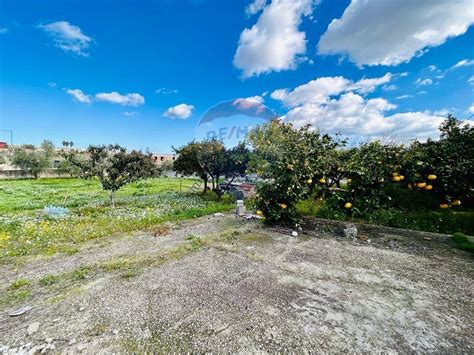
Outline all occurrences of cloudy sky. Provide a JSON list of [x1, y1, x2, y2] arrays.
[[1, 0, 473, 151]]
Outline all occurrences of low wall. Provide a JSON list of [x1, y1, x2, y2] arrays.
[[0, 169, 71, 180]]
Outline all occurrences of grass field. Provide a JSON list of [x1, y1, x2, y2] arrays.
[[0, 177, 234, 260]]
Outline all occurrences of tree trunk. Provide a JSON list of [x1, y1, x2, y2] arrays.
[[109, 191, 116, 207], [203, 176, 208, 192]]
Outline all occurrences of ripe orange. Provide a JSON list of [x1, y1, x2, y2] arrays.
[[344, 202, 352, 209], [417, 182, 427, 188], [319, 178, 326, 184], [428, 174, 437, 180], [256, 210, 263, 216], [452, 199, 461, 206], [280, 203, 287, 209], [347, 178, 352, 183], [439, 203, 449, 209], [306, 178, 313, 184], [425, 185, 433, 190], [399, 175, 405, 181], [392, 176, 401, 182]]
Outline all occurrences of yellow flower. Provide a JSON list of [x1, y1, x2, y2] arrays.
[[256, 210, 263, 216], [280, 203, 288, 209]]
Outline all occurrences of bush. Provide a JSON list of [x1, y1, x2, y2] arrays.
[[451, 232, 474, 253]]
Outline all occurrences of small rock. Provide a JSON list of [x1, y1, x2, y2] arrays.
[[424, 237, 432, 241], [46, 338, 53, 343], [0, 345, 8, 353], [291, 231, 298, 237], [213, 213, 224, 217], [68, 339, 76, 346], [77, 344, 87, 352], [27, 322, 40, 336], [78, 307, 85, 311], [9, 306, 33, 317], [112, 329, 119, 335], [342, 223, 358, 239]]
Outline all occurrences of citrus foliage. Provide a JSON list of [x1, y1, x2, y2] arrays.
[[247, 120, 346, 224], [248, 116, 473, 225]]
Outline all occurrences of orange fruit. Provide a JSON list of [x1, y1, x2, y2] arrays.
[[452, 199, 461, 206], [417, 182, 427, 188], [428, 174, 437, 180], [344, 202, 352, 209], [347, 178, 352, 183], [439, 203, 449, 209], [280, 203, 287, 209], [425, 185, 433, 190], [306, 179, 313, 184], [319, 178, 326, 184], [256, 210, 263, 216], [399, 175, 405, 181], [392, 176, 401, 182]]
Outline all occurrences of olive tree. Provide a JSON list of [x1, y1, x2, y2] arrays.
[[64, 144, 159, 206]]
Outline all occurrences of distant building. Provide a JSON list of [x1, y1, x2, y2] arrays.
[[150, 153, 176, 165], [0, 142, 7, 149]]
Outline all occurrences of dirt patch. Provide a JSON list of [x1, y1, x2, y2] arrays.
[[1, 213, 473, 353]]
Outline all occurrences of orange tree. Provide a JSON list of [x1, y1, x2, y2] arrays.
[[323, 141, 404, 216], [247, 120, 345, 225], [401, 115, 474, 209]]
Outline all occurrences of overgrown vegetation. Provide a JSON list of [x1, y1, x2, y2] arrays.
[[249, 116, 473, 234], [0, 177, 234, 259]]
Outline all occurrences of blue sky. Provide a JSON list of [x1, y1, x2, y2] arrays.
[[1, 0, 473, 152]]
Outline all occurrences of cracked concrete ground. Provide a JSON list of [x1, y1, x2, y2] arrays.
[[1, 214, 473, 353]]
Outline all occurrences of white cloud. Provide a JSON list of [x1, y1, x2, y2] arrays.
[[270, 74, 453, 141], [164, 103, 194, 119], [155, 88, 178, 95], [396, 95, 414, 100], [348, 73, 392, 94], [271, 73, 391, 107], [95, 92, 145, 106], [66, 89, 91, 103], [417, 91, 428, 95], [433, 108, 450, 116], [0, 27, 7, 34], [123, 111, 139, 117], [318, 0, 474, 66], [468, 76, 474, 85], [48, 82, 57, 88], [382, 84, 398, 92], [232, 96, 266, 113], [246, 0, 267, 15], [38, 21, 93, 57], [283, 93, 445, 141], [426, 65, 437, 72], [415, 78, 433, 86], [233, 0, 315, 77], [468, 105, 474, 114], [450, 59, 474, 70]]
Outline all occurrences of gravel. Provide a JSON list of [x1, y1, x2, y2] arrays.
[[1, 213, 472, 353]]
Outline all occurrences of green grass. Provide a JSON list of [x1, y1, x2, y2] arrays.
[[0, 177, 233, 260], [298, 196, 474, 236], [8, 278, 30, 290], [0, 177, 197, 213], [452, 233, 474, 253]]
